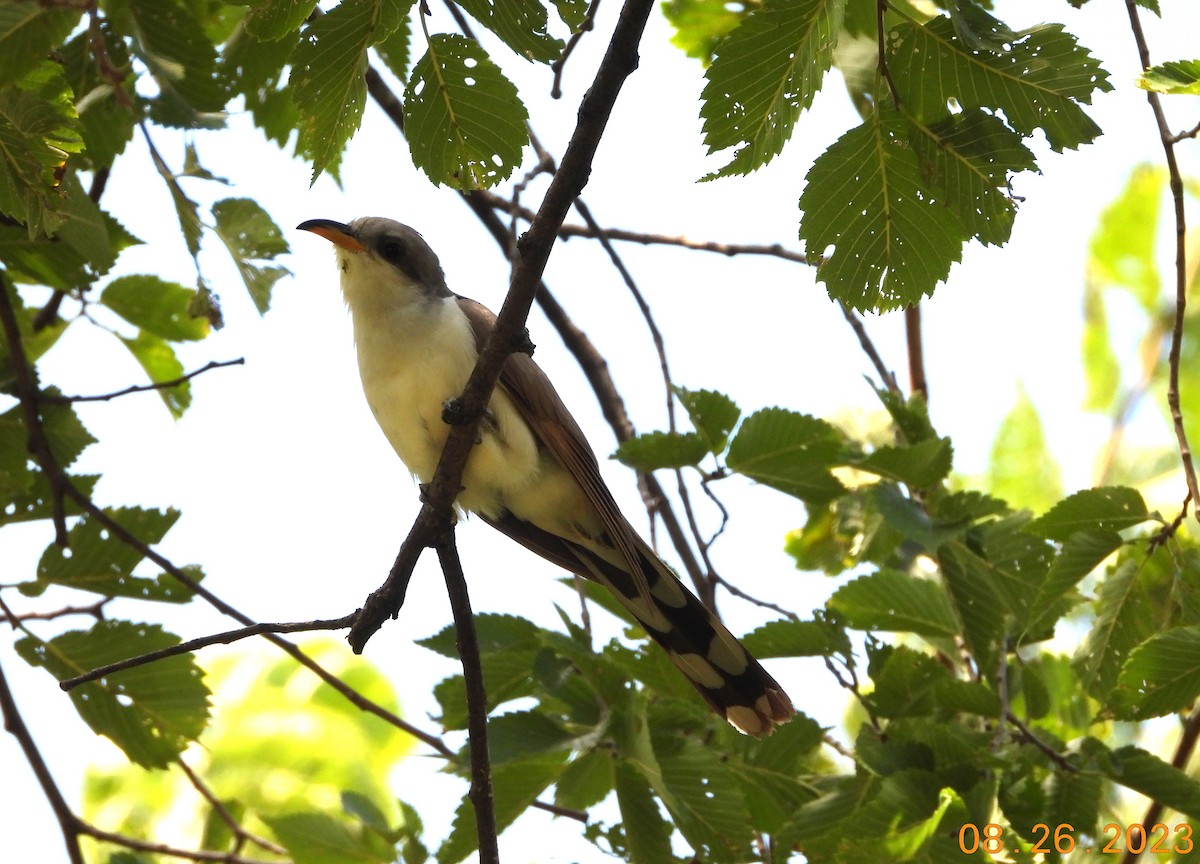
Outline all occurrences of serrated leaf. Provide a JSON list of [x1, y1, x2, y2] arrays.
[[437, 753, 567, 864], [656, 738, 753, 861], [868, 644, 951, 717], [742, 617, 850, 658], [15, 620, 210, 768], [0, 62, 84, 236], [664, 0, 745, 62], [1100, 745, 1200, 820], [0, 2, 81, 87], [418, 613, 542, 658], [614, 760, 673, 864], [0, 398, 94, 489], [1114, 625, 1200, 719], [116, 330, 190, 417], [101, 274, 210, 342], [829, 569, 958, 637], [263, 812, 383, 864], [888, 16, 1111, 152], [700, 0, 845, 177], [1023, 529, 1121, 642], [937, 541, 1006, 671], [799, 108, 966, 312], [987, 387, 1063, 514], [907, 108, 1036, 246], [454, 0, 563, 63], [726, 407, 846, 504], [127, 0, 227, 118], [404, 34, 529, 189], [291, 0, 406, 181], [1073, 557, 1157, 699], [1027, 486, 1149, 542], [1139, 59, 1200, 95], [0, 472, 97, 529], [675, 386, 740, 453], [372, 2, 414, 81], [35, 506, 196, 602], [211, 197, 291, 314], [614, 430, 708, 471], [555, 748, 615, 811], [245, 0, 318, 41], [854, 437, 953, 488], [485, 710, 577, 764]]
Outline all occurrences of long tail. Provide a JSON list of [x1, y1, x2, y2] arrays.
[[482, 512, 795, 736]]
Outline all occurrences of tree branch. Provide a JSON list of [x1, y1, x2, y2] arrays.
[[435, 530, 499, 864], [1123, 0, 1200, 523], [904, 304, 927, 400], [42, 358, 245, 404]]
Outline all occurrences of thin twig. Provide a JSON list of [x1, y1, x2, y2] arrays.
[[43, 358, 245, 404], [838, 303, 901, 395], [176, 760, 287, 856], [0, 273, 69, 545], [435, 531, 499, 864], [8, 597, 110, 623], [77, 823, 277, 864], [1123, 0, 1200, 522], [551, 0, 603, 99], [904, 304, 927, 400], [1004, 712, 1077, 774], [0, 656, 85, 864], [1168, 118, 1200, 144], [60, 615, 358, 690]]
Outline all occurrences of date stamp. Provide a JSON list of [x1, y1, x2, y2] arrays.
[[958, 822, 1194, 856]]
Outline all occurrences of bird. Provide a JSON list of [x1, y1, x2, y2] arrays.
[[297, 216, 795, 736]]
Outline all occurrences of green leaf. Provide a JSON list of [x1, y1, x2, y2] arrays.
[[1027, 486, 1149, 542], [116, 331, 190, 417], [0, 396, 95, 499], [211, 197, 291, 314], [1114, 625, 1200, 719], [907, 108, 1036, 247], [675, 386, 740, 453], [854, 437, 953, 488], [291, 0, 406, 181], [127, 0, 227, 119], [1088, 163, 1164, 310], [1081, 284, 1121, 413], [663, 0, 744, 62], [888, 16, 1111, 152], [742, 617, 851, 658], [555, 748, 615, 811], [437, 753, 567, 863], [0, 2, 81, 87], [867, 644, 951, 718], [485, 710, 576, 764], [263, 812, 385, 864], [1100, 745, 1200, 820], [35, 506, 196, 602], [0, 62, 84, 236], [987, 388, 1063, 514], [1023, 529, 1122, 640], [1139, 59, 1200, 95], [799, 107, 966, 312], [614, 430, 708, 471], [655, 738, 753, 861], [101, 275, 210, 342], [829, 569, 959, 637], [15, 620, 211, 768], [699, 0, 845, 177], [726, 407, 846, 504], [937, 541, 1006, 671], [1073, 557, 1158, 699], [372, 2, 415, 81], [244, 0, 318, 41], [453, 0, 563, 63], [0, 472, 98, 529], [614, 760, 673, 864], [404, 34, 529, 190]]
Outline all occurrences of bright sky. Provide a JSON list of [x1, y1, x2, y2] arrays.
[[3, 2, 1199, 862]]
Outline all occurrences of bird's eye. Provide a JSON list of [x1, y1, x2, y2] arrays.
[[380, 240, 405, 262]]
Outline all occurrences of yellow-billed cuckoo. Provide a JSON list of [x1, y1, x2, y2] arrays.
[[298, 216, 795, 736]]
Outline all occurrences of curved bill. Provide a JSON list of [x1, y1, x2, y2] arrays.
[[296, 218, 366, 252]]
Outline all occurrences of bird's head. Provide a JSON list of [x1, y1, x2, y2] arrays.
[[297, 217, 450, 308]]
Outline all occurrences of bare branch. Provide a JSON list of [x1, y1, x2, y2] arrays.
[[435, 530, 499, 864], [1124, 0, 1200, 522], [78, 823, 279, 864], [904, 305, 927, 401], [9, 597, 110, 623], [60, 615, 358, 691], [42, 359, 245, 404], [0, 656, 85, 864], [838, 303, 901, 395], [551, 0, 603, 99], [176, 760, 287, 857]]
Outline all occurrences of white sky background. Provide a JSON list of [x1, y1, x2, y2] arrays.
[[3, 1, 1200, 862]]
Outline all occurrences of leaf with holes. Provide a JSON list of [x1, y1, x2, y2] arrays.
[[454, 0, 563, 63], [700, 0, 844, 177], [15, 620, 210, 768], [799, 107, 966, 311], [404, 34, 528, 190], [211, 197, 291, 314]]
